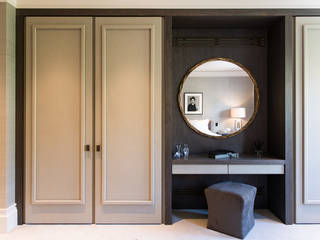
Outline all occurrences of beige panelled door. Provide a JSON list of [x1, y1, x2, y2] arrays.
[[25, 17, 93, 223], [25, 17, 162, 224], [95, 18, 162, 223], [296, 17, 320, 223]]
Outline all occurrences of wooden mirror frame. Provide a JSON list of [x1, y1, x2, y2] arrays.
[[178, 57, 260, 139]]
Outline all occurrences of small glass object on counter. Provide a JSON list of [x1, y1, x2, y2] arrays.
[[229, 152, 240, 159], [173, 144, 183, 159], [255, 150, 263, 159], [254, 140, 264, 159], [173, 143, 190, 160], [182, 144, 190, 160]]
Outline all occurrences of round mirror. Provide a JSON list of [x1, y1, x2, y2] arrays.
[[178, 58, 259, 138]]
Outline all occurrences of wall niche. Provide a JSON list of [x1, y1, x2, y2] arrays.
[[169, 15, 289, 224]]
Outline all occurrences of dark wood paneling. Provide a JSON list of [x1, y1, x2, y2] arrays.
[[266, 17, 287, 224], [267, 18, 286, 159], [171, 28, 268, 155], [163, 16, 173, 225], [268, 175, 285, 222], [173, 175, 269, 209], [172, 16, 282, 29], [15, 14, 24, 225], [284, 16, 295, 225]]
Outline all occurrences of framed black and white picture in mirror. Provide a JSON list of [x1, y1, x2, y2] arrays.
[[184, 93, 203, 115]]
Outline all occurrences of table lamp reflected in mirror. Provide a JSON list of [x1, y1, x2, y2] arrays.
[[230, 107, 246, 131]]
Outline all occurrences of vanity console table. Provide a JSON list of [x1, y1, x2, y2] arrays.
[[172, 155, 287, 222], [172, 155, 285, 175]]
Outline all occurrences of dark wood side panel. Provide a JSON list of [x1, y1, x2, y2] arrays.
[[284, 15, 294, 225], [15, 14, 24, 225], [266, 17, 286, 223], [268, 175, 286, 221], [267, 18, 286, 159], [267, 15, 294, 225], [163, 16, 173, 225]]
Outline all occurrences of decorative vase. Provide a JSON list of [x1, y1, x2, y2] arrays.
[[182, 144, 190, 160], [173, 144, 183, 159]]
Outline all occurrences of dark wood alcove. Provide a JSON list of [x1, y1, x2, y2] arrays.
[[167, 15, 292, 224]]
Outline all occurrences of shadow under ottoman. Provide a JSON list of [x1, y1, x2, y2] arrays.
[[205, 181, 257, 239]]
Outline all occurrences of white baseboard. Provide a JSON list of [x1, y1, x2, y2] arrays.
[[0, 204, 17, 233]]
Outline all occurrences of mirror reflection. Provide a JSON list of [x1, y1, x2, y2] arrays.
[[178, 58, 259, 138]]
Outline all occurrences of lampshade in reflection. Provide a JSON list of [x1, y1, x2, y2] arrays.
[[230, 107, 246, 118]]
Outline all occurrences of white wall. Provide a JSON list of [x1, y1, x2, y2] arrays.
[[1, 0, 320, 8], [0, 2, 17, 233]]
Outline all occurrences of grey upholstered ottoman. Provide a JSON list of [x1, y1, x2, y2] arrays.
[[205, 181, 257, 239]]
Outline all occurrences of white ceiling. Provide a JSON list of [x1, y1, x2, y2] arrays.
[[2, 0, 320, 8]]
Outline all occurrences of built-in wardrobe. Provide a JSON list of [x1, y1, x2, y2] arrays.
[[18, 9, 320, 226], [295, 17, 320, 223], [24, 17, 162, 223]]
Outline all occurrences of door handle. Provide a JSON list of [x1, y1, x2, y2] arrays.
[[96, 145, 101, 152], [84, 145, 90, 152]]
